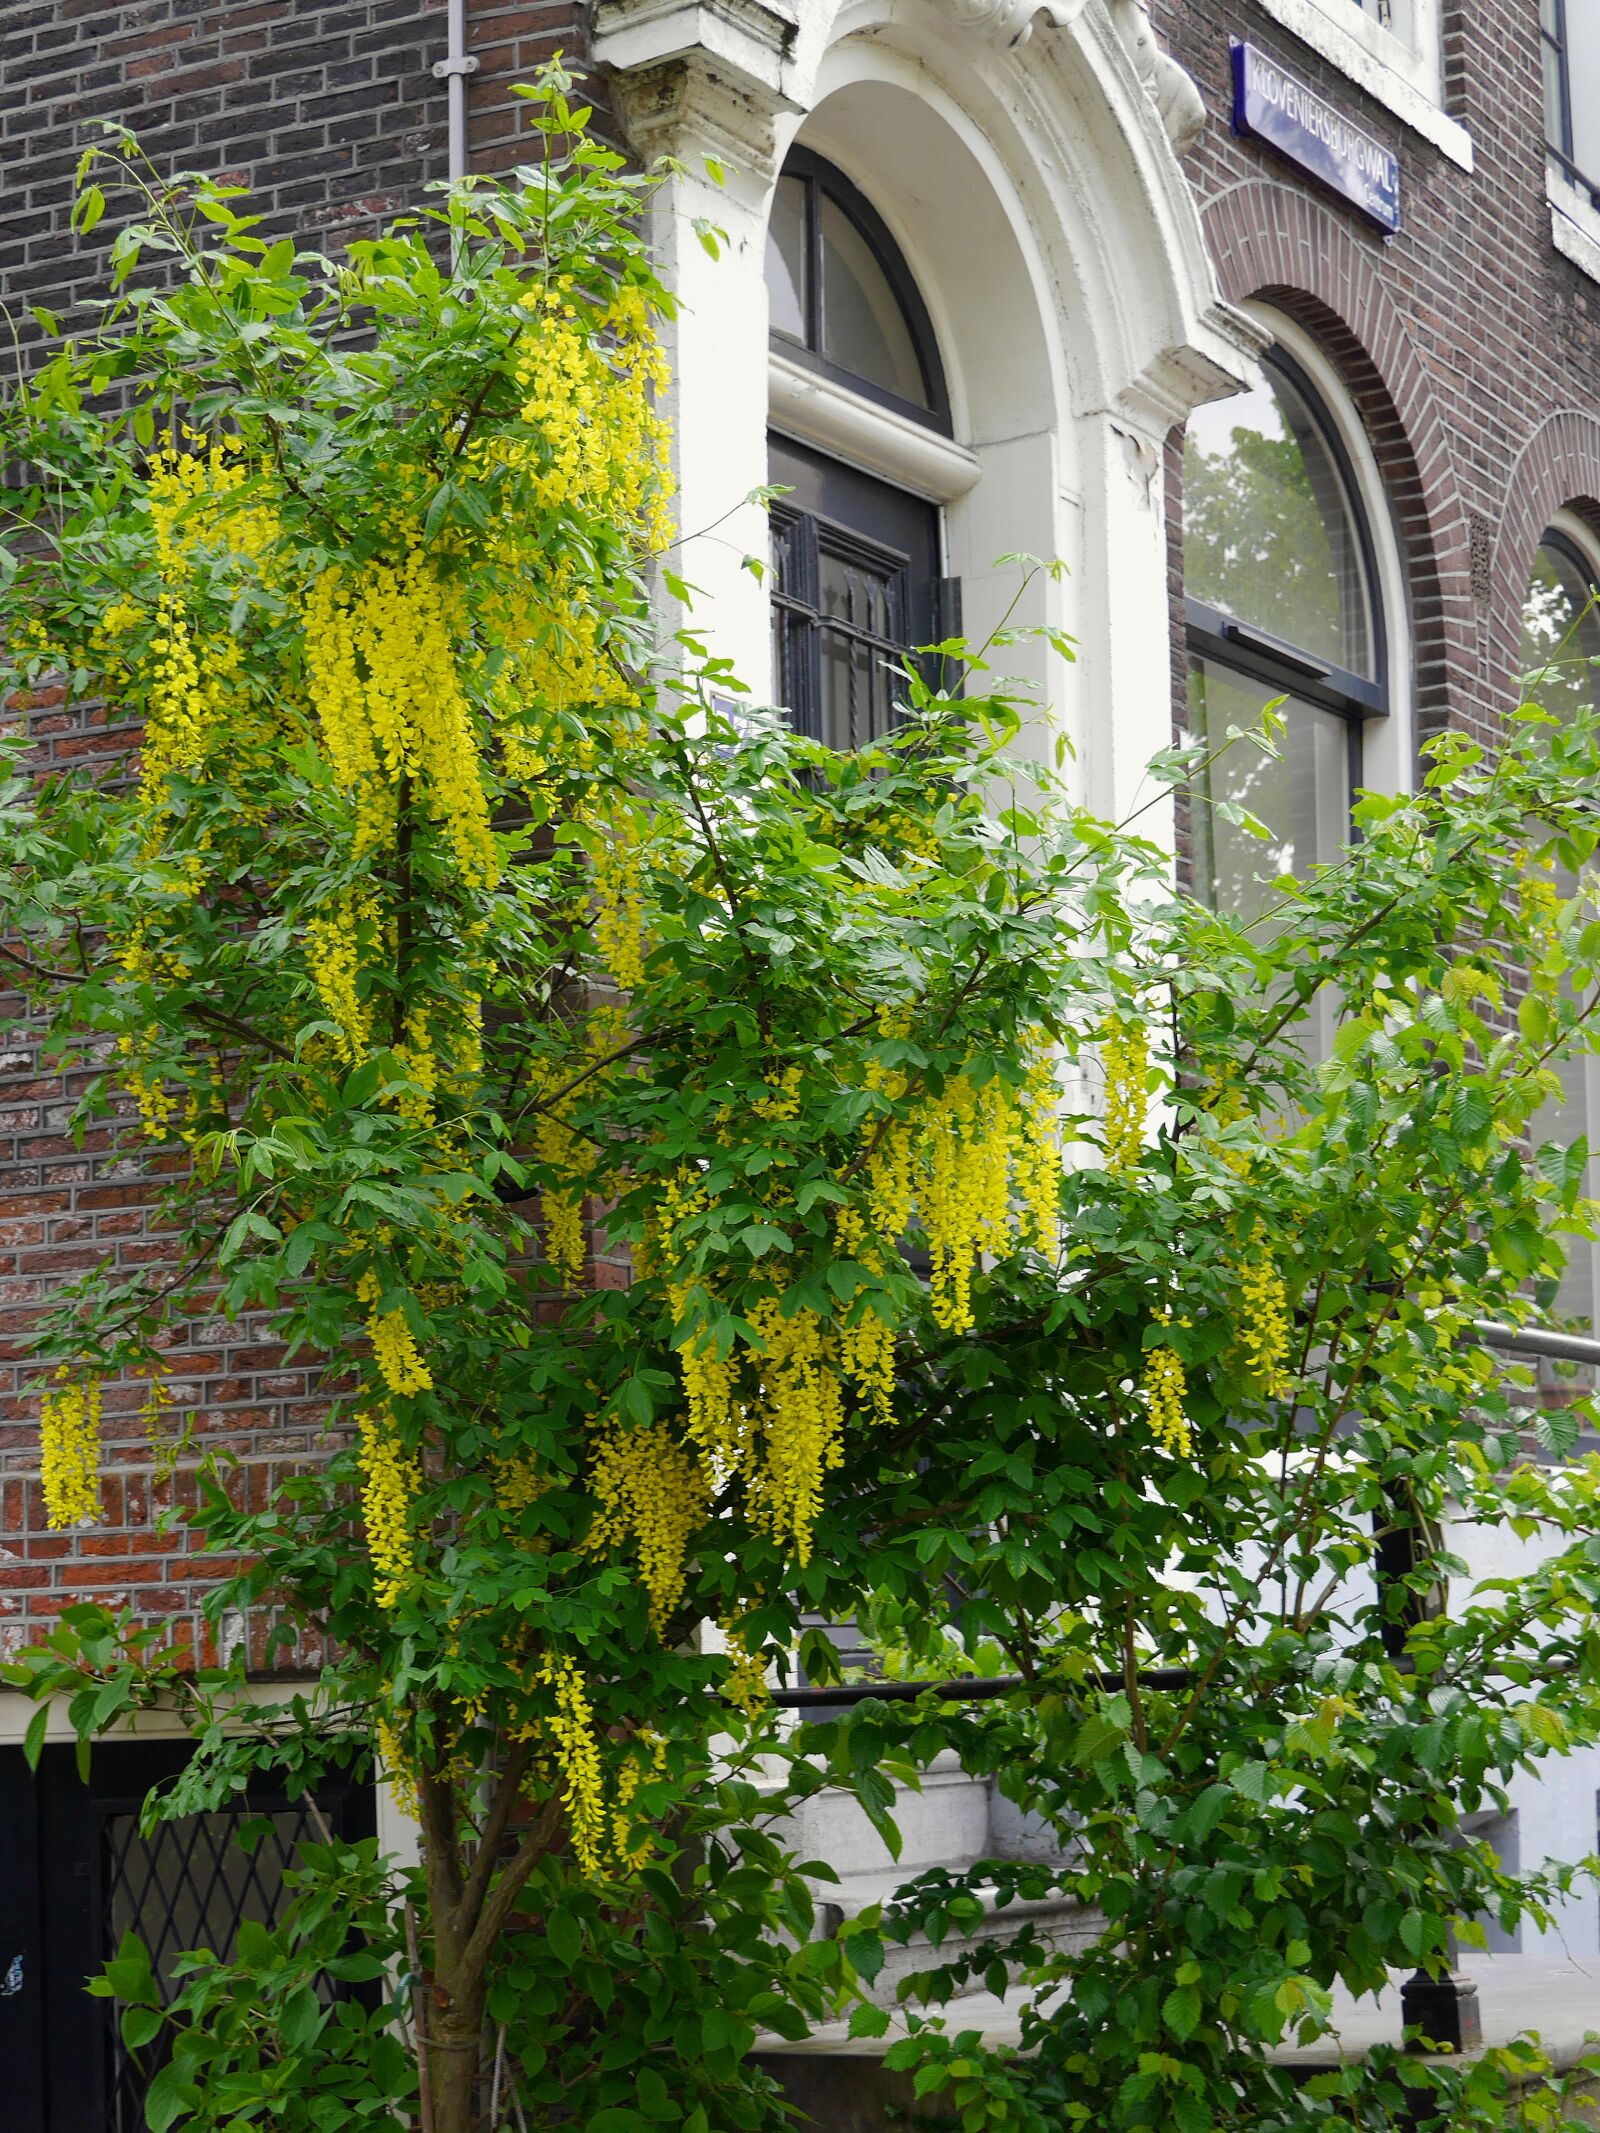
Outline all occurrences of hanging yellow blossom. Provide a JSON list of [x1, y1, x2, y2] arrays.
[[1102, 1019, 1149, 1177], [587, 794, 649, 992], [375, 1711, 419, 1822], [40, 1372, 102, 1529], [305, 894, 375, 1065], [1237, 1222, 1294, 1398], [921, 1073, 1013, 1335], [746, 1295, 846, 1564], [720, 1620, 770, 1720], [612, 1730, 669, 1869], [356, 1406, 421, 1608], [536, 1654, 609, 1877], [587, 1420, 711, 1631], [494, 1453, 550, 1515], [302, 551, 499, 885], [1011, 1039, 1062, 1252], [358, 1270, 434, 1399], [1142, 1326, 1192, 1459]]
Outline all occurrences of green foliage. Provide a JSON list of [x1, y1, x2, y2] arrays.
[[6, 68, 1600, 2133]]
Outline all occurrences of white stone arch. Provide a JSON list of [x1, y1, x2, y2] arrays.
[[594, 0, 1258, 817]]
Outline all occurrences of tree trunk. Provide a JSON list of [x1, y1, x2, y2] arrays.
[[429, 1982, 486, 2133]]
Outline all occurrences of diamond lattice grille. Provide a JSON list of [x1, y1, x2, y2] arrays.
[[98, 1804, 319, 2133]]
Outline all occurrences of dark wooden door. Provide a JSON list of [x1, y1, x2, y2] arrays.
[[1, 1740, 372, 2133]]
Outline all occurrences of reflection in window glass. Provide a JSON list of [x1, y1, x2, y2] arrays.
[[818, 194, 929, 408], [1521, 540, 1600, 723], [1185, 367, 1373, 678], [1523, 536, 1600, 1325], [766, 175, 808, 345], [1187, 658, 1351, 925]]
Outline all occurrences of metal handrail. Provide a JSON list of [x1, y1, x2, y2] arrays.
[[1471, 1319, 1600, 1369]]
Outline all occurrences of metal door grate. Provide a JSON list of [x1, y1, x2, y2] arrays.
[[97, 1798, 325, 2132]]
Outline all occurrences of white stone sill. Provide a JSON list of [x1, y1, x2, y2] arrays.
[[1250, 0, 1474, 172], [1549, 168, 1600, 290], [762, 1954, 1600, 2072]]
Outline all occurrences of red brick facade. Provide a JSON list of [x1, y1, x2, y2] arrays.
[[0, 0, 587, 1664]]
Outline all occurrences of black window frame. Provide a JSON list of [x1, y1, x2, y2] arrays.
[[767, 432, 953, 750], [1184, 344, 1391, 844], [767, 147, 953, 437]]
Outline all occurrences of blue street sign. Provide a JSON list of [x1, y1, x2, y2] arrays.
[[1231, 39, 1401, 234]]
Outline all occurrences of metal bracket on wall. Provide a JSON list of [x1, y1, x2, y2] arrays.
[[431, 54, 480, 79]]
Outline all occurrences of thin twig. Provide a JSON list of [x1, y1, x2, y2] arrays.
[[405, 1901, 435, 2133]]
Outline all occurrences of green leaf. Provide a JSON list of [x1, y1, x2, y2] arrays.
[[546, 1908, 583, 1967], [121, 2003, 165, 2051], [1163, 1984, 1201, 2042], [848, 2001, 891, 2039], [23, 1702, 49, 1772]]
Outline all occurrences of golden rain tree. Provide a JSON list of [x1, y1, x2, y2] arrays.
[[11, 69, 1600, 2133]]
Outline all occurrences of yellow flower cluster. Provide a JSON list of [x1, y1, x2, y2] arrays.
[[1142, 1331, 1192, 1459], [356, 1406, 421, 1608], [494, 1453, 550, 1515], [587, 795, 649, 993], [745, 1296, 846, 1563], [1012, 1044, 1062, 1251], [358, 1270, 434, 1399], [305, 894, 375, 1065], [833, 1216, 897, 1432], [611, 1730, 668, 1869], [534, 1106, 588, 1288], [720, 1619, 770, 1720], [1102, 1019, 1149, 1177], [587, 1420, 711, 1632], [535, 1653, 609, 1877], [375, 1710, 420, 1822], [40, 1372, 102, 1529], [512, 283, 673, 547], [921, 1075, 1015, 1335], [1237, 1221, 1293, 1398], [302, 550, 498, 886]]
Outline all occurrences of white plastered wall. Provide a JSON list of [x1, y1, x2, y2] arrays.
[[597, 0, 1261, 828]]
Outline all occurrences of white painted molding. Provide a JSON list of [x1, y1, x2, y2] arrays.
[[591, 0, 798, 99], [1549, 166, 1600, 290], [1250, 0, 1473, 170], [767, 351, 982, 501]]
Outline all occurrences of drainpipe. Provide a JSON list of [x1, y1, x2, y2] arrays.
[[431, 0, 478, 268]]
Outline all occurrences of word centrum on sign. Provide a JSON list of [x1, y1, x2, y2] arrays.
[[1230, 39, 1401, 234]]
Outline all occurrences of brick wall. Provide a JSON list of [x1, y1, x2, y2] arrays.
[[0, 0, 589, 1665], [1153, 0, 1600, 747]]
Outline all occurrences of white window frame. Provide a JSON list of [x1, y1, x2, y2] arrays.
[[1524, 508, 1600, 1336], [1249, 0, 1473, 169]]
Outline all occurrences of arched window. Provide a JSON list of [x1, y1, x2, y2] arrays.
[[765, 151, 954, 750], [1183, 348, 1388, 922], [1522, 522, 1600, 1326]]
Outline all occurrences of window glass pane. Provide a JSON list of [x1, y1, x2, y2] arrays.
[[817, 538, 905, 749], [1187, 657, 1351, 925], [765, 175, 808, 343], [818, 193, 929, 407], [1567, 9, 1600, 183], [1522, 540, 1600, 723], [1185, 364, 1374, 677], [1523, 538, 1600, 1326]]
